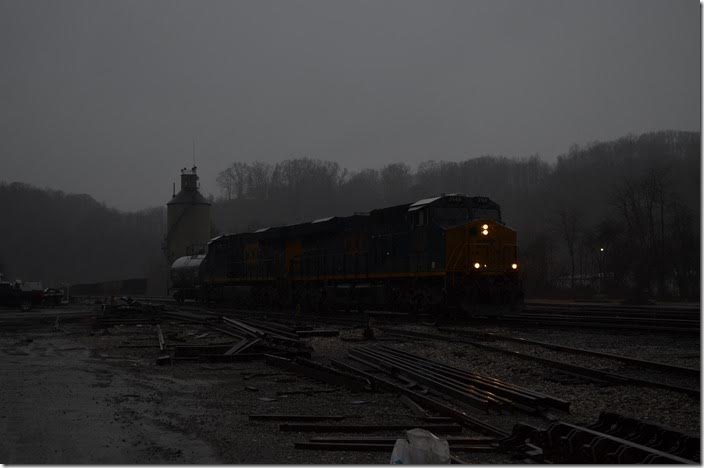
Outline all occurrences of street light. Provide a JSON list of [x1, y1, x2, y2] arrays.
[[598, 247, 606, 293]]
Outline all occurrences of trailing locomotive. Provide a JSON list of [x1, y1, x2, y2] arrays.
[[170, 194, 522, 315]]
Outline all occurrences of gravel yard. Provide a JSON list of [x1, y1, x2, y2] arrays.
[[0, 305, 699, 463]]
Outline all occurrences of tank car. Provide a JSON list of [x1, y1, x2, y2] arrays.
[[170, 254, 206, 303]]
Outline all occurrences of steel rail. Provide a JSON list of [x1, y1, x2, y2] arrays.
[[347, 349, 502, 412], [329, 359, 509, 438], [512, 313, 699, 324], [370, 344, 569, 411], [437, 327, 699, 376], [308, 436, 497, 444], [352, 351, 544, 417], [351, 345, 567, 413], [525, 302, 700, 313], [349, 347, 516, 413], [279, 423, 463, 433], [294, 442, 498, 452], [154, 311, 247, 338], [492, 315, 699, 334], [361, 346, 544, 407], [380, 328, 700, 396]]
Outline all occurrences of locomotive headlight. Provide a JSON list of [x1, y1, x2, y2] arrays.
[[473, 262, 481, 269], [482, 224, 488, 230], [511, 263, 518, 270], [482, 229, 489, 235]]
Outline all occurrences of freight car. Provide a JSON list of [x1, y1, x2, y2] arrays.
[[171, 194, 522, 316]]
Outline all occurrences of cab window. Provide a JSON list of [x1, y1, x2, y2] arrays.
[[417, 210, 426, 227]]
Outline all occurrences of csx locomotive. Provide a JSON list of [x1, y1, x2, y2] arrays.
[[171, 194, 522, 315]]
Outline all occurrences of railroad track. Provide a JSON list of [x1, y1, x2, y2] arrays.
[[190, 298, 702, 334], [481, 302, 701, 334], [436, 327, 699, 377], [380, 328, 699, 396], [71, 295, 701, 333]]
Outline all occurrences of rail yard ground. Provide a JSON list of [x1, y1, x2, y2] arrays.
[[0, 301, 699, 464]]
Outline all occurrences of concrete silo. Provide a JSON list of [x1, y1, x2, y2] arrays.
[[164, 166, 211, 265]]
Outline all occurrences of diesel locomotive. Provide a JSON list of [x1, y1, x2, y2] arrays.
[[170, 194, 522, 315]]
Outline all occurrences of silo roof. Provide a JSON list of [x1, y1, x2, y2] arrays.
[[167, 190, 211, 206]]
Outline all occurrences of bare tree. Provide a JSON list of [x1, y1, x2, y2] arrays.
[[556, 206, 580, 292], [380, 163, 412, 204], [215, 166, 236, 200], [612, 169, 669, 298], [247, 161, 273, 200], [669, 198, 699, 300]]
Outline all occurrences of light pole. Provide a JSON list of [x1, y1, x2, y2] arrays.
[[598, 247, 605, 293]]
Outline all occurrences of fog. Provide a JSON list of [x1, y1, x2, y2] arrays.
[[1, 0, 699, 211]]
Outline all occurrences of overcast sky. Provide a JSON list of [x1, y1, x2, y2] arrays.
[[0, 0, 700, 211]]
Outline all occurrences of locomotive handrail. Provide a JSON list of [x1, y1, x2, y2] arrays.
[[447, 243, 469, 272]]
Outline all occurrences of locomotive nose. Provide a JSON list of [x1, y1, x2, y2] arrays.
[[464, 220, 518, 274]]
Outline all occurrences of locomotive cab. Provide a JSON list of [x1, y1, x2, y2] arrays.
[[405, 195, 522, 315]]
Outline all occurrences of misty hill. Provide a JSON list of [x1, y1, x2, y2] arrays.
[[0, 183, 164, 287]]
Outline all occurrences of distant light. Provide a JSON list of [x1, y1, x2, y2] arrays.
[[482, 229, 489, 235], [482, 224, 489, 230], [512, 263, 518, 270], [600, 247, 605, 252], [474, 262, 481, 269]]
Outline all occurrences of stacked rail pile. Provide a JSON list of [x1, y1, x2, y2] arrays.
[[168, 316, 313, 361], [95, 304, 312, 362], [93, 297, 166, 327], [344, 345, 569, 416]]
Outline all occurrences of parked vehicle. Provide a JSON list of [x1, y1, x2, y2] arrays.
[[42, 288, 64, 306], [0, 281, 38, 310]]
